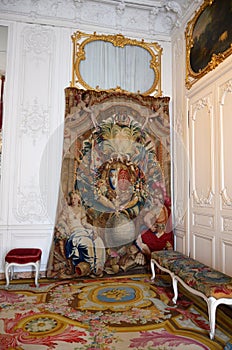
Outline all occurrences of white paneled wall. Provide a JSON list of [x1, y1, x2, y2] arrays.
[[0, 25, 7, 74], [172, 20, 232, 276], [171, 29, 189, 254], [0, 21, 73, 273], [188, 56, 232, 276]]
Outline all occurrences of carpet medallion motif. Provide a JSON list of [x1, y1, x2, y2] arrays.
[[0, 275, 231, 349]]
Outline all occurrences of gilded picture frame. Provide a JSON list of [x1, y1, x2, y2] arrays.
[[71, 31, 162, 97], [185, 0, 232, 89]]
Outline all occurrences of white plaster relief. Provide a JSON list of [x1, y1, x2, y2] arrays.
[[221, 188, 232, 207], [13, 190, 47, 223], [192, 189, 214, 207], [165, 1, 182, 16], [223, 217, 232, 233], [18, 26, 53, 141], [82, 2, 115, 27], [191, 96, 214, 207], [115, 0, 126, 30], [31, 0, 75, 19], [0, 0, 200, 36], [173, 36, 183, 58], [192, 97, 211, 121], [174, 109, 183, 137], [73, 0, 83, 21], [164, 14, 177, 31], [73, 0, 83, 5], [149, 7, 162, 34], [175, 200, 186, 226], [123, 7, 148, 32], [20, 25, 54, 104], [0, 0, 18, 5], [181, 0, 202, 10], [20, 99, 49, 143], [219, 80, 232, 208], [193, 213, 214, 229], [219, 79, 232, 105], [23, 25, 53, 55], [116, 0, 126, 16]]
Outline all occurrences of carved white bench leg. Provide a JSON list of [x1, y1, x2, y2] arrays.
[[151, 258, 179, 304], [207, 297, 232, 340], [207, 297, 217, 340], [150, 258, 156, 281], [172, 276, 178, 304]]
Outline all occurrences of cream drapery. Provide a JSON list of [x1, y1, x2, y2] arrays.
[[79, 40, 155, 94]]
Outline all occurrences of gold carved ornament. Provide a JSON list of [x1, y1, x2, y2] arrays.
[[185, 0, 232, 89]]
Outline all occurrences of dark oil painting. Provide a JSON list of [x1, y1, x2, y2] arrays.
[[190, 0, 232, 74]]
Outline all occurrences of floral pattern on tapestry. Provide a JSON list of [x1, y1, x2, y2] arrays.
[[47, 88, 173, 279]]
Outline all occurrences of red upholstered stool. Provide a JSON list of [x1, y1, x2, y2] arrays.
[[5, 248, 42, 288]]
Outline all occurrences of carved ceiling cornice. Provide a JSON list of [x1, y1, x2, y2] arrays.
[[0, 0, 203, 38]]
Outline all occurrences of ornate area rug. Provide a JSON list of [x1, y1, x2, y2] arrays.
[[0, 274, 232, 349]]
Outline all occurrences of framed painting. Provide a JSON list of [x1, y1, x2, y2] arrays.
[[185, 0, 232, 89]]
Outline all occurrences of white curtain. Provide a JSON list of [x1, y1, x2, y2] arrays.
[[79, 41, 155, 94]]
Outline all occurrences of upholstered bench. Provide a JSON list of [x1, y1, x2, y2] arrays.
[[5, 248, 42, 288], [150, 250, 232, 340]]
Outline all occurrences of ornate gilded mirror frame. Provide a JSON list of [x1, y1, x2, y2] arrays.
[[185, 0, 232, 89], [71, 31, 163, 97]]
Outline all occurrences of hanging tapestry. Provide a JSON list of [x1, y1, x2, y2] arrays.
[[47, 88, 173, 279]]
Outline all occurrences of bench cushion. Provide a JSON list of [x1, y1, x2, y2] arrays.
[[151, 250, 232, 299]]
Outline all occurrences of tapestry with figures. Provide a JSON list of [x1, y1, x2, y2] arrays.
[[47, 88, 173, 279]]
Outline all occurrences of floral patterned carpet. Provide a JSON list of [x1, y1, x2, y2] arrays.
[[0, 274, 232, 349]]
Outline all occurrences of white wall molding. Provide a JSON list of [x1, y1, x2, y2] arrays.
[[0, 0, 201, 38]]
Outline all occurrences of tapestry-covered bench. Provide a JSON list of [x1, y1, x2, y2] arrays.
[[150, 250, 232, 340]]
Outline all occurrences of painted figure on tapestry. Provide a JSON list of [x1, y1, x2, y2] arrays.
[[47, 190, 105, 278], [47, 88, 173, 279], [135, 183, 173, 259]]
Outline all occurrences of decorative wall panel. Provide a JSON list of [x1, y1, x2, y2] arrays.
[[193, 233, 215, 266], [219, 79, 232, 209], [193, 213, 214, 230], [191, 95, 215, 207], [11, 24, 55, 224], [188, 58, 232, 274], [222, 239, 232, 276]]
